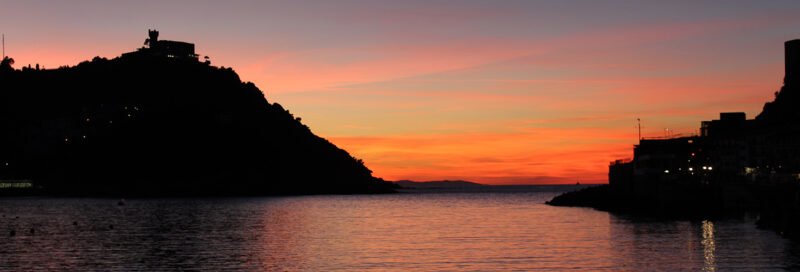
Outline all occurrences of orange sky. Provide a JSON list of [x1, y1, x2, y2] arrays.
[[3, 1, 800, 184]]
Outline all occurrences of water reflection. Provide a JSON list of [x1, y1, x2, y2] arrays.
[[0, 188, 797, 271], [702, 220, 716, 272]]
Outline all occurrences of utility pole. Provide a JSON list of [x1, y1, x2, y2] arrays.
[[637, 118, 641, 141], [2, 34, 5, 59]]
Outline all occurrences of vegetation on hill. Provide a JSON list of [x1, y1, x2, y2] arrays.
[[0, 55, 395, 196]]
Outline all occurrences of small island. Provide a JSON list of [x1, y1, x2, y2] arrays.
[[548, 39, 800, 238], [0, 30, 395, 196]]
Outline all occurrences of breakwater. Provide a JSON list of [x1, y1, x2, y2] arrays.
[[547, 183, 800, 239]]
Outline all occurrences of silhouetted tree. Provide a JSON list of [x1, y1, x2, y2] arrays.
[[0, 56, 13, 71]]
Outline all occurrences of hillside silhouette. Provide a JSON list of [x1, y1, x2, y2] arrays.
[[757, 39, 800, 123], [0, 54, 394, 196]]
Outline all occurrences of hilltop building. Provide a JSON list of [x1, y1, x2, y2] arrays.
[[121, 29, 198, 60]]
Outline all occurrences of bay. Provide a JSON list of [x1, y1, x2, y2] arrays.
[[0, 185, 797, 271]]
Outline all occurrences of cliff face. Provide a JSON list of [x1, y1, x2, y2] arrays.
[[755, 84, 800, 123], [757, 39, 800, 123], [0, 55, 394, 195]]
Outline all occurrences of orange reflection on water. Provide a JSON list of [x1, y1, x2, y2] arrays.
[[254, 193, 623, 271], [0, 193, 791, 271]]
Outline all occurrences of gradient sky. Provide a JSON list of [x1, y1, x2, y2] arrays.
[[3, 0, 800, 184]]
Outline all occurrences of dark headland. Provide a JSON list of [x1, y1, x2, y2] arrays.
[[0, 30, 395, 196], [548, 39, 800, 239]]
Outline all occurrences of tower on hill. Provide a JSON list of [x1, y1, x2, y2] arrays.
[[786, 39, 800, 85]]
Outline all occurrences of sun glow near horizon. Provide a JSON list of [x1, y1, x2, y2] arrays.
[[3, 0, 798, 184]]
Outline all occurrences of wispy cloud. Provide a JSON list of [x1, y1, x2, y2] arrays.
[[4, 1, 799, 184]]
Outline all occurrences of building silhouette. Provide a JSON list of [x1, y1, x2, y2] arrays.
[[786, 39, 800, 85], [121, 29, 197, 60], [611, 39, 800, 191]]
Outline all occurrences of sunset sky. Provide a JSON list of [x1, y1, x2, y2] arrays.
[[3, 1, 800, 184]]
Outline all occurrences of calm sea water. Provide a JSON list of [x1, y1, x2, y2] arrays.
[[0, 185, 798, 271]]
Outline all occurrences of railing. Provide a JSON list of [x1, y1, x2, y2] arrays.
[[640, 133, 699, 140], [610, 158, 633, 166]]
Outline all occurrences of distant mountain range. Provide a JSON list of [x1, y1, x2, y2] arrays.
[[392, 180, 485, 188]]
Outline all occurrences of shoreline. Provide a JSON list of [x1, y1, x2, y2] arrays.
[[546, 184, 800, 240]]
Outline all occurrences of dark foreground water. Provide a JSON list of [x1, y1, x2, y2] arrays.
[[0, 185, 798, 271]]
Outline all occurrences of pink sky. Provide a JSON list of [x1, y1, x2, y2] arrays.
[[3, 1, 800, 184]]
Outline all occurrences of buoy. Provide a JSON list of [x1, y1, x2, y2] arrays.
[[9, 230, 15, 237], [109, 225, 114, 230], [73, 221, 78, 226], [29, 228, 34, 234]]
